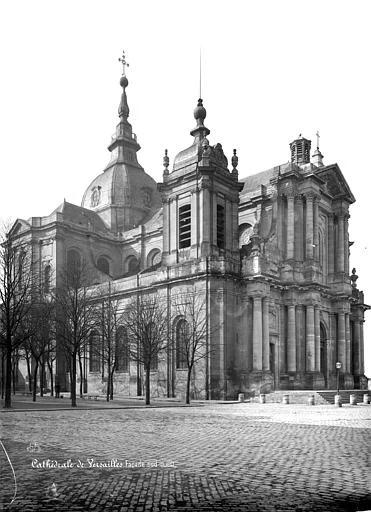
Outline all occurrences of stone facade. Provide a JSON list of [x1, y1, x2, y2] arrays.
[[9, 70, 369, 399]]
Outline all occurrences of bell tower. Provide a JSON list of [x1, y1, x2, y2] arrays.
[[159, 98, 243, 266]]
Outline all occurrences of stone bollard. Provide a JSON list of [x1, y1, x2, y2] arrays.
[[308, 395, 315, 406], [334, 394, 342, 407], [259, 394, 266, 404], [238, 393, 245, 403], [349, 394, 357, 406], [363, 394, 370, 405], [282, 394, 289, 405]]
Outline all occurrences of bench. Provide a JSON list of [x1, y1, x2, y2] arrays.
[[87, 395, 99, 401]]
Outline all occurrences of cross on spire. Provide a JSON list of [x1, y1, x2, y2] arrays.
[[118, 50, 129, 76], [316, 130, 320, 149]]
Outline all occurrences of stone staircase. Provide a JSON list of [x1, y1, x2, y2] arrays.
[[316, 390, 370, 405], [251, 390, 370, 405]]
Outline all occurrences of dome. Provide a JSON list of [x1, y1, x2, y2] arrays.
[[81, 161, 161, 231]]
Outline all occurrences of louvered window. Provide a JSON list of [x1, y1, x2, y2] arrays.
[[179, 204, 191, 248]]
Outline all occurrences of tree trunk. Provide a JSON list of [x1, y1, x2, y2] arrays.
[[47, 359, 54, 397], [110, 370, 114, 401], [32, 362, 39, 402], [145, 366, 151, 405], [78, 351, 83, 398], [186, 367, 192, 405], [40, 360, 44, 397], [106, 363, 110, 402], [4, 341, 13, 408], [1, 353, 5, 399], [26, 353, 32, 392], [70, 354, 77, 407]]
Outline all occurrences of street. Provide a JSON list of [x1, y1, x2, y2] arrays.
[[1, 401, 370, 511]]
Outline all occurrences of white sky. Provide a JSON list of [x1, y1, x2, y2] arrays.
[[1, 0, 370, 377]]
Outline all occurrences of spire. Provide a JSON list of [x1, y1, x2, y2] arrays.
[[190, 98, 210, 143], [118, 50, 130, 120], [106, 51, 141, 170], [312, 130, 324, 167]]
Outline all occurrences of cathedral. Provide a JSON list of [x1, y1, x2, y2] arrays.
[[10, 58, 369, 399]]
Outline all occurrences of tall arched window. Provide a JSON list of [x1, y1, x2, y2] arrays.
[[97, 256, 110, 275], [89, 330, 101, 372], [115, 326, 129, 372], [67, 249, 81, 283], [44, 265, 51, 293], [176, 319, 189, 369]]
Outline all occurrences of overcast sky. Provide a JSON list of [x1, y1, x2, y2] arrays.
[[1, 0, 370, 376]]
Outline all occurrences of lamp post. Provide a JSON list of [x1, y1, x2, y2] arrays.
[[336, 361, 342, 395], [335, 361, 342, 407]]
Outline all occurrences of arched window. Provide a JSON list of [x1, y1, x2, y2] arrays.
[[97, 256, 110, 275], [147, 249, 161, 268], [115, 326, 129, 372], [89, 330, 101, 372], [67, 249, 81, 283], [176, 319, 189, 369], [44, 265, 51, 293], [126, 255, 140, 275]]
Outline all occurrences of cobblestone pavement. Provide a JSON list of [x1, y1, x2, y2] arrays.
[[1, 403, 371, 511]]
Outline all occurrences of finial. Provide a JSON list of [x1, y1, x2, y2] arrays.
[[163, 149, 169, 176], [118, 50, 129, 76], [316, 130, 320, 149], [231, 149, 238, 180]]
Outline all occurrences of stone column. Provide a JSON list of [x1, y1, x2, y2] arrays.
[[353, 320, 361, 375], [169, 198, 177, 252], [295, 195, 304, 261], [360, 321, 365, 375], [287, 305, 296, 372], [305, 195, 314, 259], [252, 297, 263, 371], [313, 197, 319, 260], [344, 215, 350, 275], [262, 298, 270, 371], [345, 313, 351, 373], [286, 195, 295, 259], [314, 306, 320, 372], [328, 214, 335, 275], [279, 304, 286, 374], [162, 199, 170, 256], [337, 312, 346, 369], [306, 305, 315, 371], [336, 215, 345, 273]]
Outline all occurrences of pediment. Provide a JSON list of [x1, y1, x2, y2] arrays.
[[316, 164, 355, 203], [8, 219, 30, 238]]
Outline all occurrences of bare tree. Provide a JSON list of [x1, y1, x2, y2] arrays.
[[90, 282, 123, 401], [172, 290, 211, 404], [120, 294, 168, 405], [23, 295, 55, 401], [0, 229, 33, 408], [54, 263, 97, 407]]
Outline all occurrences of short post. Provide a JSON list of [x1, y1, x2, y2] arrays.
[[308, 394, 315, 406], [334, 394, 342, 407], [282, 394, 289, 404], [349, 394, 357, 406], [363, 394, 370, 405], [238, 393, 245, 403], [259, 394, 266, 404]]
